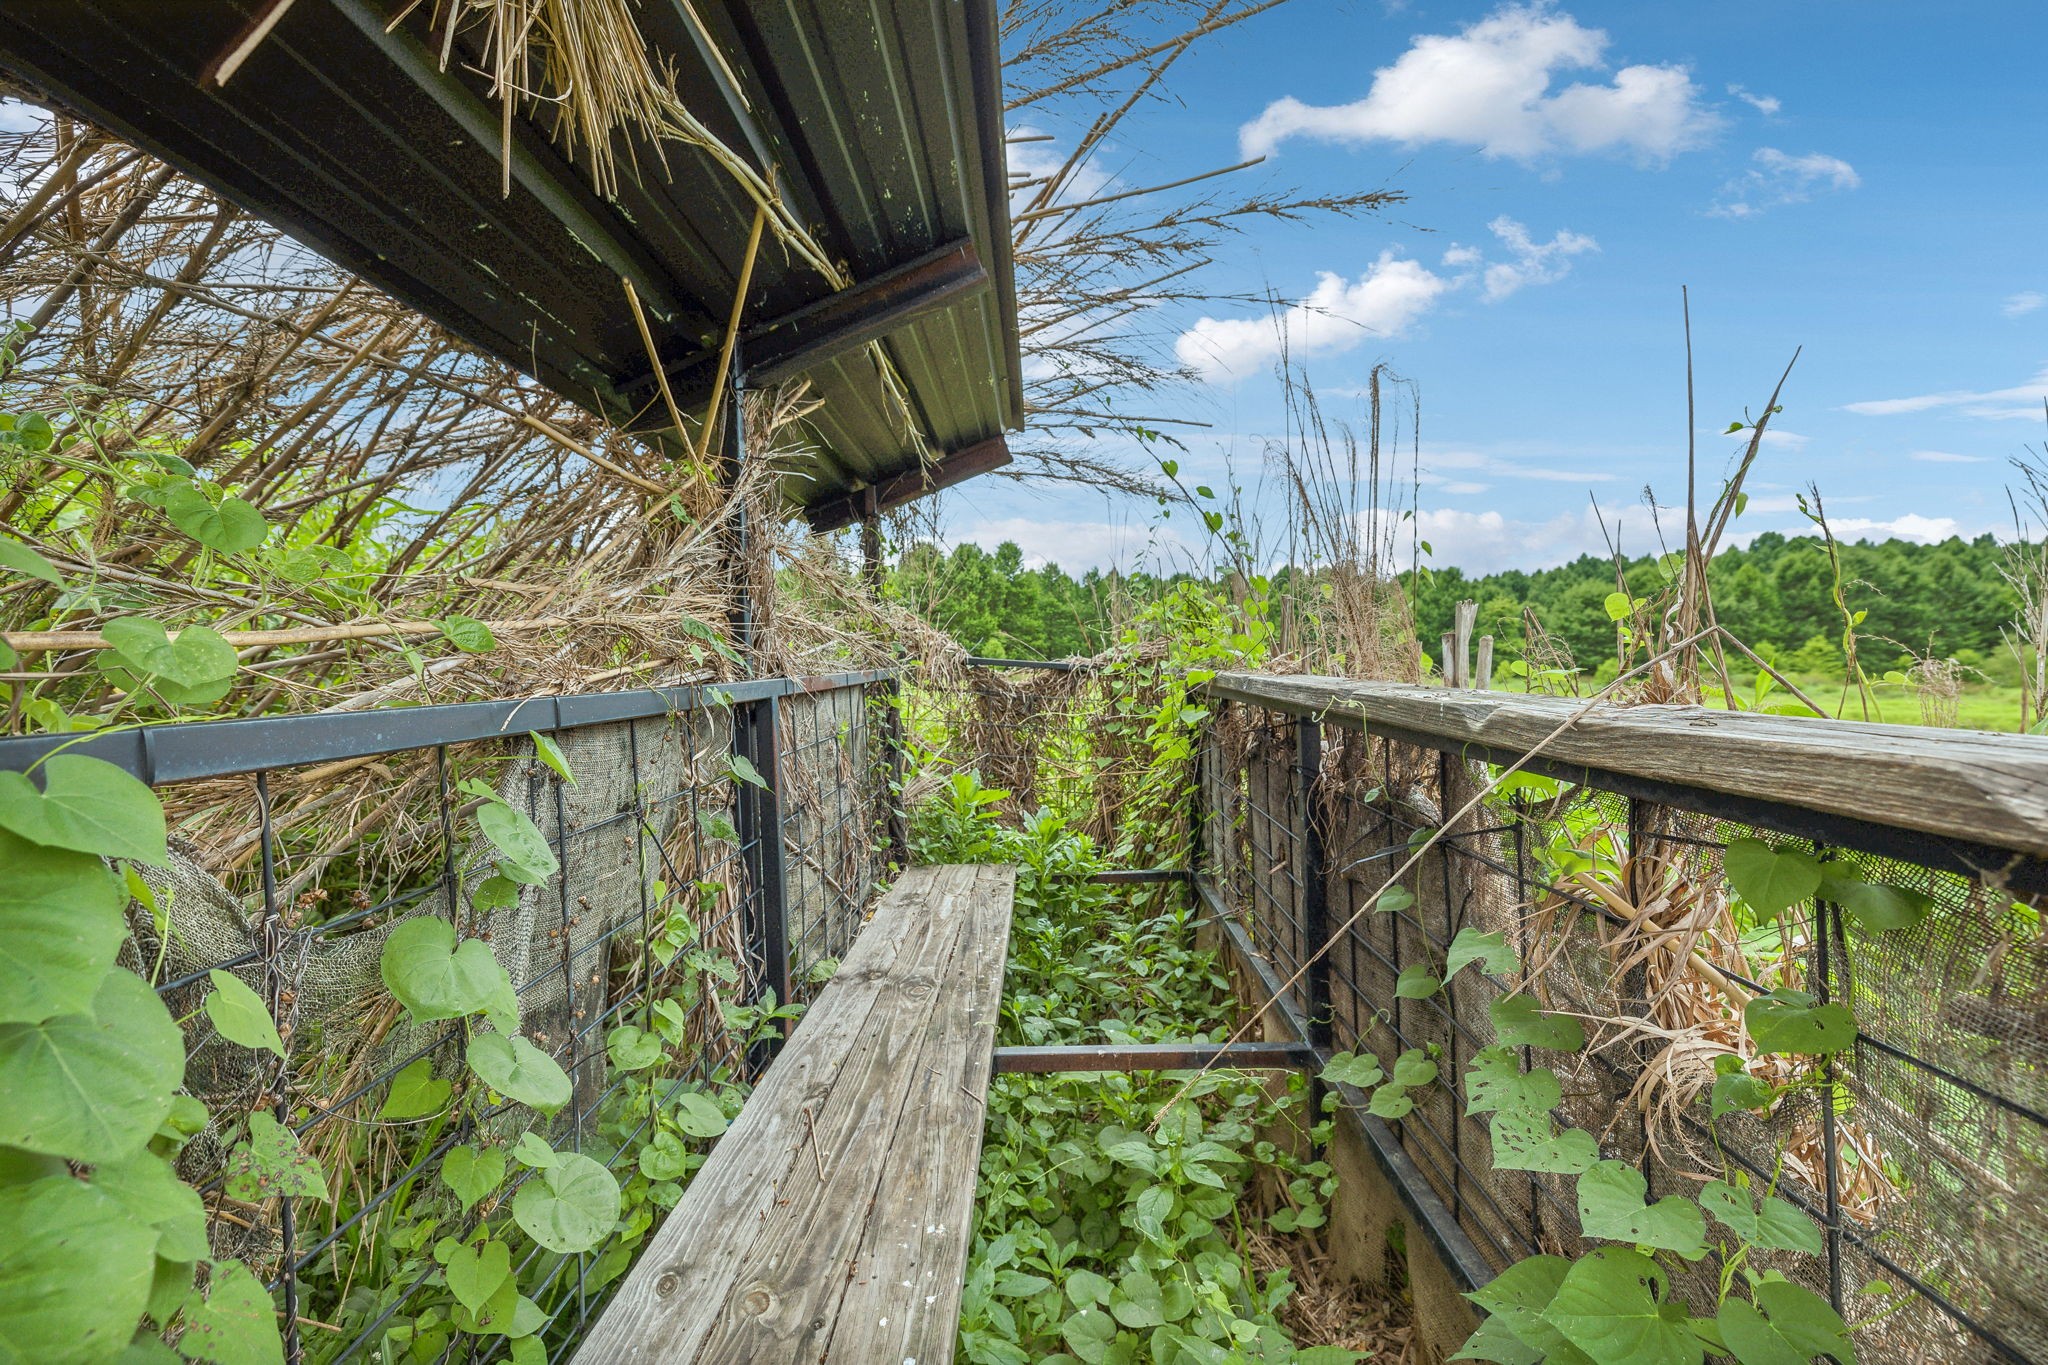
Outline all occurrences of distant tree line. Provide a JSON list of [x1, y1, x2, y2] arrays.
[[892, 532, 2024, 680], [1405, 532, 2018, 680]]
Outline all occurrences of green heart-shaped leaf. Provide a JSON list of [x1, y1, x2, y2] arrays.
[[1392, 1049, 1437, 1087], [0, 1177, 157, 1362], [0, 969, 183, 1162], [1724, 838, 1822, 918], [467, 1033, 572, 1114], [0, 754, 167, 865], [511, 1151, 620, 1253], [441, 1144, 506, 1212], [380, 1058, 452, 1120], [1368, 1086, 1414, 1120], [1543, 1248, 1702, 1365], [437, 615, 497, 654], [226, 1111, 328, 1201], [380, 917, 517, 1030], [1395, 964, 1442, 998], [1699, 1181, 1823, 1257], [1320, 1051, 1385, 1089], [477, 801, 558, 885], [176, 1258, 285, 1365], [670, 1090, 728, 1138], [1491, 994, 1585, 1052], [1489, 1112, 1599, 1174], [165, 483, 269, 554], [605, 1025, 662, 1072], [1446, 928, 1519, 979], [204, 969, 285, 1058], [1718, 1277, 1853, 1365], [1465, 1047, 1561, 1116], [1577, 1160, 1707, 1260], [0, 827, 125, 1023], [100, 617, 238, 696], [446, 1238, 514, 1315], [1745, 989, 1856, 1056]]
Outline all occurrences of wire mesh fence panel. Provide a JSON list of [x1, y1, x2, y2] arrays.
[[778, 680, 895, 1003], [0, 674, 895, 1363], [1199, 679, 2048, 1365]]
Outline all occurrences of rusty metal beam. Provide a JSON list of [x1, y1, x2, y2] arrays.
[[619, 239, 989, 428], [806, 435, 1010, 532]]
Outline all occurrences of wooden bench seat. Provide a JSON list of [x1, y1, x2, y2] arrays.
[[572, 863, 1016, 1364]]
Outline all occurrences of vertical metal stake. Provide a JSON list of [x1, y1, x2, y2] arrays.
[[881, 675, 910, 869], [254, 772, 301, 1364], [1438, 749, 1460, 1220], [720, 346, 753, 666], [1297, 717, 1333, 1056], [735, 695, 791, 1068], [1814, 843, 1846, 1313], [1512, 799, 1541, 1256]]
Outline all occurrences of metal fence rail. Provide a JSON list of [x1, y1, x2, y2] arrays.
[[1198, 672, 2048, 1365], [0, 669, 900, 1363]]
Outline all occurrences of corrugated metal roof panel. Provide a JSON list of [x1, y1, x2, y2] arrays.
[[0, 0, 1020, 518]]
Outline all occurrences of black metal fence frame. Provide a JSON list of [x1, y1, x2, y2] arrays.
[[0, 668, 902, 1363], [1197, 679, 2048, 1365]]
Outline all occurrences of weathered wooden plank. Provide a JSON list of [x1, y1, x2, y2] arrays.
[[1206, 673, 2048, 860], [569, 863, 1014, 1365], [825, 863, 1013, 1364]]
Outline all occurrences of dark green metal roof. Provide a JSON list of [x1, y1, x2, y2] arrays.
[[0, 0, 1021, 521]]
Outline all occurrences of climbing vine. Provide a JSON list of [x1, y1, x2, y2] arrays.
[[1309, 830, 1906, 1365]]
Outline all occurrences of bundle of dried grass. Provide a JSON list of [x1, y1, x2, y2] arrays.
[[1243, 1221, 1416, 1363], [412, 0, 835, 280], [0, 104, 924, 734]]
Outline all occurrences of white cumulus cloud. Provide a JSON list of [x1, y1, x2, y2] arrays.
[[1726, 84, 1781, 116], [1910, 450, 1988, 463], [2004, 291, 2046, 319], [1479, 216, 1599, 300], [1820, 514, 1964, 543], [1239, 4, 1720, 162], [1711, 147, 1860, 218], [1176, 218, 1595, 381], [1175, 251, 1451, 381], [1844, 367, 2048, 420]]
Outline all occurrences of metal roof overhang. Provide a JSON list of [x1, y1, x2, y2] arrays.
[[0, 0, 1022, 524]]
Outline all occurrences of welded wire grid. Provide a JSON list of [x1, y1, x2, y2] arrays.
[[1201, 700, 2048, 1364], [91, 680, 894, 1363], [778, 680, 897, 1003]]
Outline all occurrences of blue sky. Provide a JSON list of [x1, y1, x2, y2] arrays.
[[936, 1, 2048, 575]]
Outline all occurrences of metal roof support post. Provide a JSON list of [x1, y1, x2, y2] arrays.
[[721, 349, 754, 668], [859, 485, 882, 588]]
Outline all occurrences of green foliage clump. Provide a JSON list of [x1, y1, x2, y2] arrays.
[[913, 776, 1355, 1365]]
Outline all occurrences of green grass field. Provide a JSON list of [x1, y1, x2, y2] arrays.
[[1777, 675, 2029, 733]]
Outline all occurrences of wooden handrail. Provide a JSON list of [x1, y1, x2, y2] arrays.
[[1204, 672, 2048, 866]]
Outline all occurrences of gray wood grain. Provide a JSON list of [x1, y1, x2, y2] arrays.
[[1205, 673, 2048, 859], [569, 863, 1015, 1365]]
